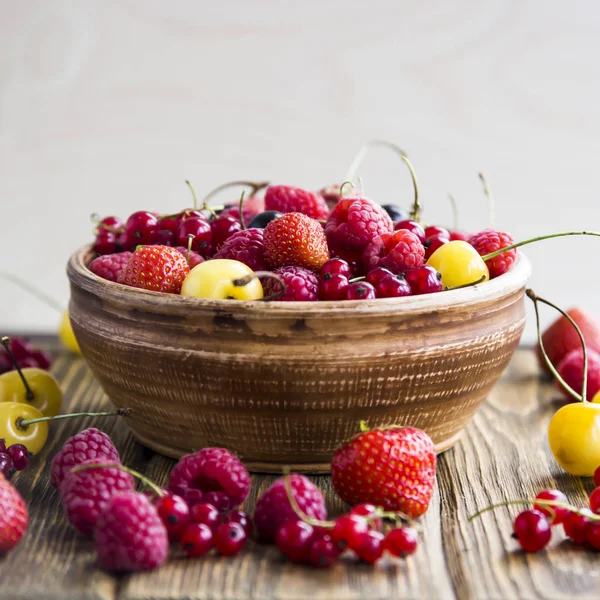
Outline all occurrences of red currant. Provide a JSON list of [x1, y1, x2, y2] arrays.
[[424, 234, 449, 260], [424, 225, 450, 239], [375, 275, 412, 298], [394, 220, 426, 242], [275, 520, 314, 563], [350, 504, 382, 531], [405, 265, 443, 295], [214, 522, 247, 556], [366, 267, 394, 286], [587, 522, 600, 550], [223, 509, 253, 537], [154, 493, 190, 541], [180, 522, 213, 557], [513, 510, 551, 552], [124, 211, 159, 246], [210, 216, 242, 251], [320, 258, 351, 280], [595, 466, 600, 487], [331, 514, 369, 551], [6, 444, 29, 471], [345, 281, 376, 301], [533, 489, 569, 524], [591, 488, 600, 514], [94, 231, 118, 255], [384, 527, 418, 557], [190, 503, 220, 532], [175, 218, 213, 255], [354, 530, 384, 563], [563, 510, 592, 543], [319, 274, 349, 300], [308, 537, 340, 568], [0, 454, 15, 480]]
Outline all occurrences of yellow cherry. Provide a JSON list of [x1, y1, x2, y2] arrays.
[[0, 402, 49, 455], [59, 311, 81, 354], [180, 259, 264, 300], [426, 240, 489, 289], [0, 368, 62, 417]]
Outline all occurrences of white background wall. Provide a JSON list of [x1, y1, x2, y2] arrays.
[[1, 0, 599, 342]]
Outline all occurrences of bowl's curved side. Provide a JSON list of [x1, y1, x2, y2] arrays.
[[67, 247, 529, 471]]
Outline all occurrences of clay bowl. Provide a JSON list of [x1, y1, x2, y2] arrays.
[[67, 246, 531, 472]]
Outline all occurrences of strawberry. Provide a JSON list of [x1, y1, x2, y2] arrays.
[[331, 426, 436, 518], [117, 245, 189, 294], [537, 308, 600, 374], [263, 212, 329, 271], [0, 473, 28, 552]]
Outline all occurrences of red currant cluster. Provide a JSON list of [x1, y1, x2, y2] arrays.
[[0, 337, 51, 374], [0, 440, 29, 480]]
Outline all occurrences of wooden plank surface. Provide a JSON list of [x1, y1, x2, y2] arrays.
[[1, 341, 599, 600]]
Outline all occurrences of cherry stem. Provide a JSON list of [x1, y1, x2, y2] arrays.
[[185, 180, 199, 210], [343, 140, 421, 222], [232, 272, 286, 301], [1, 337, 34, 401], [469, 498, 600, 523], [526, 289, 587, 402], [202, 203, 219, 220], [446, 275, 487, 291], [448, 193, 459, 230], [71, 462, 164, 497], [200, 180, 269, 206], [18, 408, 131, 430], [186, 234, 194, 263], [239, 190, 246, 230], [339, 181, 356, 197], [348, 276, 365, 283], [479, 172, 494, 227], [0, 272, 64, 314], [481, 231, 600, 261]]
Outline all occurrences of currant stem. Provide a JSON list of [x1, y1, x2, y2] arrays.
[[232, 272, 286, 301], [239, 191, 246, 230], [0, 273, 64, 314], [469, 498, 600, 523], [1, 337, 34, 401], [526, 289, 587, 402], [448, 193, 459, 230], [479, 172, 494, 228], [200, 180, 269, 206], [71, 462, 164, 497], [18, 408, 131, 429], [481, 231, 600, 261]]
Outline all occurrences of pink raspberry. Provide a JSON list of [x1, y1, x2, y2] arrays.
[[168, 448, 250, 512], [468, 228, 516, 278], [263, 266, 319, 301], [95, 491, 168, 572], [89, 252, 133, 282], [362, 229, 425, 274], [213, 228, 268, 271], [174, 246, 205, 268], [51, 428, 120, 489], [326, 196, 393, 255], [253, 474, 327, 543], [265, 185, 329, 220], [556, 348, 600, 401], [60, 459, 134, 537]]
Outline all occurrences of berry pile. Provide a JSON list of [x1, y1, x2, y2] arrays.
[[0, 441, 29, 481], [0, 337, 51, 374]]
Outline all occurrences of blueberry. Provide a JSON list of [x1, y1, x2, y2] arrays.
[[248, 211, 283, 229], [382, 204, 409, 222]]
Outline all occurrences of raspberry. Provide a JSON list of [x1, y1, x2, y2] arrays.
[[95, 491, 168, 572], [213, 228, 268, 272], [265, 185, 329, 220], [51, 428, 120, 489], [264, 213, 329, 271], [468, 228, 516, 278], [263, 266, 319, 301], [174, 246, 205, 268], [556, 348, 600, 401], [88, 252, 133, 282], [60, 459, 135, 537], [362, 229, 425, 274], [168, 448, 250, 511], [253, 474, 327, 543], [326, 196, 393, 254]]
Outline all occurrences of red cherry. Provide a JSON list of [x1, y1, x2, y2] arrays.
[[154, 493, 190, 541], [214, 522, 247, 557], [275, 520, 314, 564], [534, 489, 570, 524], [222, 509, 253, 537], [513, 509, 551, 552], [449, 230, 471, 242], [94, 231, 118, 255], [124, 211, 159, 246], [350, 504, 382, 531], [405, 265, 443, 295], [595, 466, 600, 487], [424, 234, 450, 260], [175, 218, 213, 255], [590, 488, 600, 514], [177, 209, 206, 223], [308, 537, 340, 568], [180, 522, 213, 557], [394, 220, 426, 242], [587, 521, 600, 550], [6, 444, 30, 471], [375, 275, 412, 298], [424, 225, 450, 239], [331, 514, 369, 551], [97, 216, 124, 233], [345, 281, 376, 300], [210, 216, 242, 251], [319, 274, 349, 300], [189, 503, 220, 532], [354, 530, 384, 563], [320, 258, 351, 280], [384, 526, 418, 557], [563, 510, 592, 543]]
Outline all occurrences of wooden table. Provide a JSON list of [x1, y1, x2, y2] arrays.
[[1, 341, 598, 600]]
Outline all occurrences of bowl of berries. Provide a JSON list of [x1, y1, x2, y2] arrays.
[[67, 147, 533, 472]]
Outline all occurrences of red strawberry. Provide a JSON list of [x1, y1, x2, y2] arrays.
[[537, 308, 600, 374], [263, 212, 329, 271], [331, 426, 436, 518], [117, 245, 189, 294], [0, 473, 28, 552]]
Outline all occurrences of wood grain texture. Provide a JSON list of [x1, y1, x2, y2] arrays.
[[2, 341, 600, 600], [67, 247, 530, 471]]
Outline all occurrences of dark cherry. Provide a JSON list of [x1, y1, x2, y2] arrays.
[[375, 275, 412, 298], [424, 233, 450, 260], [366, 267, 394, 286], [382, 204, 409, 222], [394, 220, 426, 242], [94, 231, 118, 255], [210, 216, 242, 251], [6, 444, 30, 471], [320, 258, 351, 280], [424, 225, 450, 239], [124, 211, 159, 246], [405, 265, 443, 295], [0, 453, 15, 480], [222, 510, 253, 537], [346, 281, 376, 300], [175, 218, 213, 255], [319, 274, 349, 301], [248, 211, 283, 229]]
